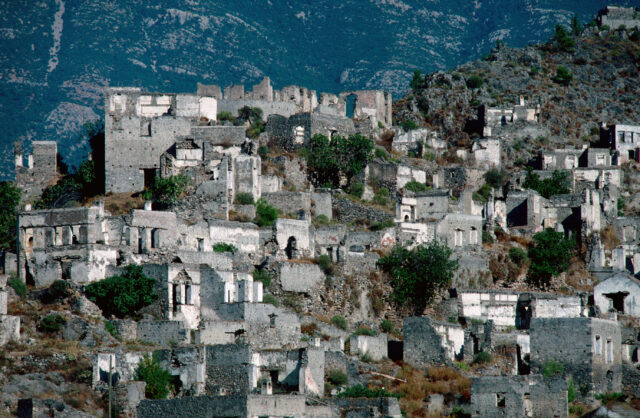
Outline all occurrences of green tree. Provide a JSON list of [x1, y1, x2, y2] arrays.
[[335, 133, 374, 184], [237, 106, 263, 124], [305, 133, 374, 187], [527, 229, 575, 288], [410, 70, 424, 90], [522, 169, 570, 198], [306, 134, 341, 187], [554, 24, 575, 51], [552, 66, 573, 86], [379, 242, 458, 314], [135, 354, 172, 399], [84, 265, 157, 318], [0, 182, 21, 251], [571, 15, 582, 36]]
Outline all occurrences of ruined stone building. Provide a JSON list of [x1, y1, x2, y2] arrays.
[[14, 141, 58, 203], [599, 123, 640, 164], [597, 6, 640, 30]]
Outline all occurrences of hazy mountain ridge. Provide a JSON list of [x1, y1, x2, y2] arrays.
[[0, 0, 634, 179]]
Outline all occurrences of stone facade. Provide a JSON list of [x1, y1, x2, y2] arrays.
[[470, 375, 567, 418], [14, 141, 58, 203], [530, 317, 622, 395]]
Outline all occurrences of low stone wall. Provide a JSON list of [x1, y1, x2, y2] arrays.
[[279, 262, 324, 292], [137, 321, 188, 345], [349, 335, 388, 361], [333, 196, 394, 225]]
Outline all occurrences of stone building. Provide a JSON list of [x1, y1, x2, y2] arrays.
[[599, 123, 640, 164], [14, 141, 58, 203], [403, 317, 465, 366], [265, 112, 356, 150], [478, 97, 540, 137], [472, 138, 501, 167], [597, 6, 640, 30], [0, 287, 20, 346], [470, 375, 567, 418], [530, 317, 622, 395], [104, 87, 219, 193], [594, 272, 640, 317]]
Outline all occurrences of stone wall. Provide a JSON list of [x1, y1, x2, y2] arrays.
[[349, 335, 388, 361], [529, 317, 621, 395], [136, 320, 188, 345], [403, 317, 464, 367], [279, 261, 324, 293], [14, 141, 58, 203]]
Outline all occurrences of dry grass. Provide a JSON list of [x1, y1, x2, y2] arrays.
[[600, 226, 620, 251], [87, 192, 145, 215], [391, 364, 471, 417]]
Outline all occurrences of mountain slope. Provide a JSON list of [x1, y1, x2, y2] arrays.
[[0, 0, 635, 179]]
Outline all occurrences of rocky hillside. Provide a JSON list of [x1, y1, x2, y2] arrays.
[[393, 24, 640, 165], [1, 0, 636, 179]]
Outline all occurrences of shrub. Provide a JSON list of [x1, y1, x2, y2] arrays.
[[552, 66, 573, 86], [354, 326, 377, 336], [508, 247, 527, 264], [466, 75, 484, 89], [337, 384, 400, 398], [262, 294, 279, 307], [301, 322, 319, 336], [379, 242, 458, 314], [473, 351, 492, 365], [402, 120, 419, 131], [542, 360, 564, 378], [253, 270, 271, 287], [482, 230, 493, 244], [370, 219, 395, 231], [142, 175, 190, 206], [474, 183, 492, 202], [349, 182, 364, 199], [135, 354, 172, 399], [104, 320, 117, 337], [282, 294, 302, 313], [84, 265, 157, 318], [528, 229, 575, 288], [317, 255, 334, 276], [331, 315, 348, 330], [374, 147, 391, 161], [313, 214, 330, 226], [380, 319, 395, 334], [404, 181, 429, 192], [595, 392, 626, 404], [38, 314, 66, 333], [246, 119, 265, 139], [328, 370, 348, 386], [359, 351, 373, 362], [424, 152, 436, 161], [257, 145, 270, 159], [217, 111, 234, 122], [372, 188, 390, 206], [568, 378, 576, 403], [213, 243, 238, 253], [0, 182, 21, 251], [8, 276, 27, 298], [522, 169, 570, 198], [484, 169, 504, 189], [617, 197, 625, 216], [234, 192, 254, 205], [255, 198, 278, 227], [49, 280, 70, 300]]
